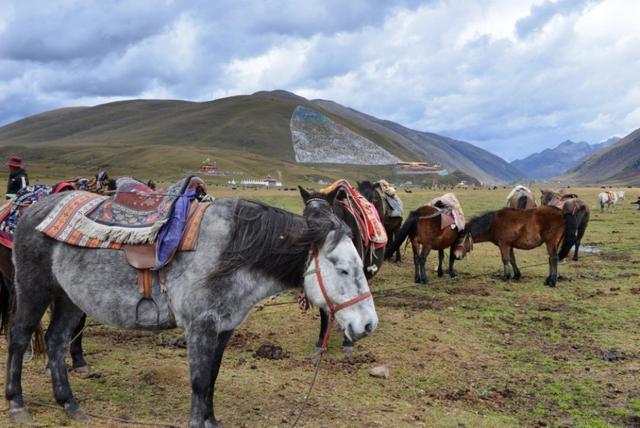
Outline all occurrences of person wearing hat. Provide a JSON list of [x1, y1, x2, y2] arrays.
[[6, 155, 29, 199]]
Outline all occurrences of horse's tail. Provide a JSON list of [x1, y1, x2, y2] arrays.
[[0, 275, 10, 335], [517, 195, 529, 209], [559, 212, 578, 260], [384, 210, 419, 259]]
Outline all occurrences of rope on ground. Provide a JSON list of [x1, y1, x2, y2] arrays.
[[291, 351, 324, 428], [28, 399, 179, 427]]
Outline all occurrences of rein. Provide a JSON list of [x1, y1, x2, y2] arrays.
[[305, 245, 372, 350]]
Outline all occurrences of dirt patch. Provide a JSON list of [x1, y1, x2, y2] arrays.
[[631, 288, 640, 295], [253, 341, 290, 360], [445, 287, 490, 296], [377, 294, 444, 311], [327, 352, 377, 373], [158, 335, 187, 348]]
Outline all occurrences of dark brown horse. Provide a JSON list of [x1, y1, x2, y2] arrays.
[[357, 181, 403, 262], [464, 206, 577, 287], [299, 185, 384, 352], [385, 205, 472, 283], [540, 189, 590, 261]]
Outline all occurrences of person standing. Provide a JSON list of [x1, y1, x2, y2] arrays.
[[6, 155, 29, 198]]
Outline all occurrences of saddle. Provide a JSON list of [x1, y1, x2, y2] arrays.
[[321, 179, 387, 249], [428, 193, 465, 230], [36, 177, 212, 325]]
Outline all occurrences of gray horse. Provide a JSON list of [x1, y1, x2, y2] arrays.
[[6, 194, 378, 427]]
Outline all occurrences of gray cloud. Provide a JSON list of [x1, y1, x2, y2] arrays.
[[0, 0, 638, 160]]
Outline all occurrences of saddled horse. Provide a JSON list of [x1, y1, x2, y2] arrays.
[[299, 184, 384, 353], [463, 206, 577, 287], [0, 177, 115, 374], [6, 193, 378, 426], [506, 185, 536, 209], [357, 180, 403, 262], [598, 191, 618, 211], [540, 189, 590, 261], [384, 204, 472, 284]]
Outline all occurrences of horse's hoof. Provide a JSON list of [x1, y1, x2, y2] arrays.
[[513, 274, 521, 281], [437, 271, 444, 278], [64, 402, 89, 421], [500, 275, 510, 282], [342, 346, 355, 354], [72, 365, 91, 377], [9, 407, 33, 423]]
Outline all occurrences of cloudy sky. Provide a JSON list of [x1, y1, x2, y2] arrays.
[[1, 0, 638, 160]]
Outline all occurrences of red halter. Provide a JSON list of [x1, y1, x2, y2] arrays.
[[307, 245, 372, 351]]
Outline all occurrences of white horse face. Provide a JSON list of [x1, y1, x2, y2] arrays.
[[303, 232, 378, 341]]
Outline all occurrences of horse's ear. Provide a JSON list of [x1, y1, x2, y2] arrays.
[[326, 186, 340, 206], [298, 185, 311, 203]]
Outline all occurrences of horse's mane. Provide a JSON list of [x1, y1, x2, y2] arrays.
[[209, 199, 351, 288], [467, 211, 496, 236]]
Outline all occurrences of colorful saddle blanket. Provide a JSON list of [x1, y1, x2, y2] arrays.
[[36, 177, 211, 269], [429, 193, 465, 230], [322, 179, 387, 249], [0, 185, 52, 248]]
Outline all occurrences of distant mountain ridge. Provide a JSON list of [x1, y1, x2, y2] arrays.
[[0, 90, 521, 183], [563, 128, 640, 185], [510, 137, 620, 179]]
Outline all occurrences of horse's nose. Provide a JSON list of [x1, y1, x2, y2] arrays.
[[365, 322, 374, 333]]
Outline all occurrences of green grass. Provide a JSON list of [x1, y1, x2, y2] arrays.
[[1, 187, 639, 427]]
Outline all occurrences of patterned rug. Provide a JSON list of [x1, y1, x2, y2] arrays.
[[0, 184, 52, 248]]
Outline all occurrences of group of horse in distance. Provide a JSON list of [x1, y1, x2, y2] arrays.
[[0, 176, 614, 427]]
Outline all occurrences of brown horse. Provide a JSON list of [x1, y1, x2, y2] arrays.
[[506, 185, 536, 209], [385, 205, 472, 284], [540, 189, 590, 261], [464, 206, 577, 287], [299, 185, 385, 352], [357, 181, 403, 262]]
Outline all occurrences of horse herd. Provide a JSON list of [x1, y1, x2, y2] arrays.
[[0, 178, 619, 427]]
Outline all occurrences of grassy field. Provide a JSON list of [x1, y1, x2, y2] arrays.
[[1, 187, 639, 427]]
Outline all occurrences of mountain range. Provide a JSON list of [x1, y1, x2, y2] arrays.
[[563, 129, 640, 186], [0, 90, 520, 184], [510, 137, 620, 179]]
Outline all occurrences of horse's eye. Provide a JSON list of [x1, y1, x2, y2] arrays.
[[339, 269, 349, 276]]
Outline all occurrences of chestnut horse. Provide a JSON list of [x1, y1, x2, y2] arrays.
[[464, 206, 577, 287], [385, 205, 472, 284], [540, 189, 590, 261]]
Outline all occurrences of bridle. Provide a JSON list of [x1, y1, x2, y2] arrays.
[[304, 244, 372, 351], [455, 232, 473, 252]]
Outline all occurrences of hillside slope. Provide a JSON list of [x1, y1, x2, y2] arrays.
[[0, 90, 519, 183], [511, 138, 619, 179], [563, 128, 640, 185]]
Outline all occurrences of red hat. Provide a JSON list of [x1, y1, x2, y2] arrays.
[[7, 155, 24, 168]]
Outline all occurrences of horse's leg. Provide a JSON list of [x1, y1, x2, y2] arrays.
[[45, 294, 88, 420], [316, 308, 329, 350], [499, 244, 512, 281], [574, 214, 588, 261], [5, 288, 51, 422], [187, 319, 233, 428], [437, 250, 445, 277], [510, 248, 521, 280], [544, 241, 559, 287], [411, 241, 421, 284], [419, 247, 430, 284], [69, 314, 88, 373], [448, 245, 458, 278]]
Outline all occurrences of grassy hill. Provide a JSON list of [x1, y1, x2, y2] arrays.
[[562, 128, 640, 186], [0, 90, 518, 184]]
